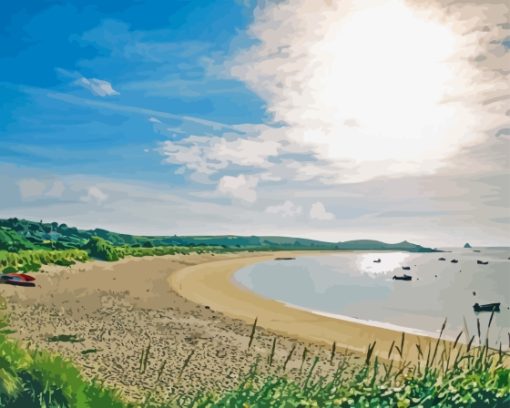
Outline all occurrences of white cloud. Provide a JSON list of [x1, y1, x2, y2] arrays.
[[56, 68, 119, 97], [18, 179, 46, 199], [160, 127, 281, 176], [217, 174, 258, 203], [81, 186, 108, 204], [310, 202, 335, 221], [154, 0, 508, 197], [2, 164, 509, 246], [74, 77, 119, 97], [265, 200, 302, 217], [228, 0, 509, 182]]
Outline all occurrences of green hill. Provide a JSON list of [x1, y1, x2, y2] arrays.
[[0, 218, 438, 253], [0, 227, 38, 251]]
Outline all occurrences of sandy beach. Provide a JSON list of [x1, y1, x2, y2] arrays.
[[0, 252, 362, 403], [170, 252, 444, 362]]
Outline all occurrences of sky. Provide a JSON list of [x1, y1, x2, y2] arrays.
[[0, 0, 509, 247]]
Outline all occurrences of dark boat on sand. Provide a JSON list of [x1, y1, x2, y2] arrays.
[[274, 257, 295, 261], [477, 260, 488, 265], [393, 274, 412, 281], [473, 302, 500, 312], [373, 258, 381, 263], [438, 257, 446, 261], [451, 259, 458, 263], [402, 266, 411, 271]]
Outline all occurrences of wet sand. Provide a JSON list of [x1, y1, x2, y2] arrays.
[[0, 252, 360, 403]]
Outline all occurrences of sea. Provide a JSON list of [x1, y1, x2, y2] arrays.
[[233, 248, 510, 349]]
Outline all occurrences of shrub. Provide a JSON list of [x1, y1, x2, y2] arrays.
[[84, 237, 120, 261]]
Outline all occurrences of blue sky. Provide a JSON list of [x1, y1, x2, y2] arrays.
[[1, 0, 508, 246], [1, 0, 263, 183]]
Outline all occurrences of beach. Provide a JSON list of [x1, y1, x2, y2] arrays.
[[0, 252, 363, 403], [170, 252, 444, 361]]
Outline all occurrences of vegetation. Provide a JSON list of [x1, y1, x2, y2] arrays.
[[0, 218, 438, 258], [0, 217, 437, 271], [0, 249, 88, 273], [0, 303, 508, 407], [0, 227, 37, 252], [191, 358, 509, 407], [0, 316, 126, 408], [84, 236, 121, 262], [190, 318, 510, 407]]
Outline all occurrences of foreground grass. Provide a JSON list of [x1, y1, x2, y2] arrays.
[[0, 318, 126, 407], [1, 280, 509, 408], [1, 313, 509, 408], [188, 350, 509, 407]]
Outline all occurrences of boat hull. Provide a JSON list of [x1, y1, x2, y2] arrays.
[[473, 303, 500, 312]]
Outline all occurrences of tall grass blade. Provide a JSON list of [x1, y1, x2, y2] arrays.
[[462, 316, 470, 344], [466, 335, 475, 353], [387, 340, 395, 359], [365, 341, 376, 365], [399, 332, 405, 358], [142, 340, 151, 374], [330, 341, 336, 364], [415, 343, 423, 359], [477, 317, 481, 346], [247, 317, 258, 349], [299, 347, 308, 373], [488, 309, 495, 329], [430, 318, 447, 367], [283, 344, 296, 372], [179, 350, 195, 379], [156, 360, 167, 383], [383, 359, 394, 382], [268, 337, 276, 366], [453, 330, 463, 349], [303, 356, 319, 389]]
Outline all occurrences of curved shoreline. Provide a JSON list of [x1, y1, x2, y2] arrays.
[[169, 252, 438, 360]]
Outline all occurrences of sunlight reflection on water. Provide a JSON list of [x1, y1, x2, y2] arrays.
[[357, 252, 412, 275]]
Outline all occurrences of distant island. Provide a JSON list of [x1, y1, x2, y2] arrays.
[[464, 242, 472, 248]]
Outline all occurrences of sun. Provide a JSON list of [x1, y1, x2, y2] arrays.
[[303, 0, 476, 170], [234, 0, 486, 182]]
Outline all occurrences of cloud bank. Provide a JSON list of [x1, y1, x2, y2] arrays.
[[156, 0, 508, 219]]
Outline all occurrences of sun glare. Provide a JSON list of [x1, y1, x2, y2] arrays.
[[256, 0, 484, 180]]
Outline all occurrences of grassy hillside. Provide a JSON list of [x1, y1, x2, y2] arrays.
[[0, 227, 39, 251], [0, 218, 438, 253]]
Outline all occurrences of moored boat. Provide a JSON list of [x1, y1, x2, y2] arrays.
[[473, 302, 500, 312], [438, 257, 446, 261], [451, 259, 458, 263], [393, 274, 412, 281], [476, 260, 488, 265], [402, 266, 411, 270], [373, 258, 381, 263]]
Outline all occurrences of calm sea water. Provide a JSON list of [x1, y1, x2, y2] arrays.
[[234, 248, 510, 348]]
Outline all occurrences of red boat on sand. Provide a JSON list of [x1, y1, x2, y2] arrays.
[[0, 273, 36, 287]]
